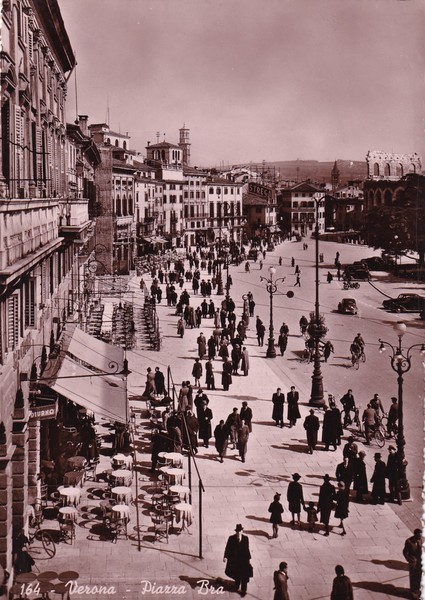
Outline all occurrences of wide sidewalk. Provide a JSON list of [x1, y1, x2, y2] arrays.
[[38, 241, 420, 600]]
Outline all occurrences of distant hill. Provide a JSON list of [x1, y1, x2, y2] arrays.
[[228, 159, 368, 185]]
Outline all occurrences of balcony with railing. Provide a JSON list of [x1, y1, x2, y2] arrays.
[[0, 198, 60, 273], [58, 199, 90, 237]]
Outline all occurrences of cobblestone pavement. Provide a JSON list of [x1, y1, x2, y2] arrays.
[[34, 240, 422, 600]]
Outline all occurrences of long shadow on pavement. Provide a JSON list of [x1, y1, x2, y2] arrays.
[[353, 581, 410, 598]]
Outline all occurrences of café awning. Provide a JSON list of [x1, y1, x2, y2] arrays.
[[50, 356, 128, 423], [67, 327, 124, 374]]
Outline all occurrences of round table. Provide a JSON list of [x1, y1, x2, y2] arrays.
[[59, 487, 81, 507], [59, 506, 78, 522], [58, 571, 79, 582], [174, 502, 193, 529], [169, 485, 190, 502], [165, 468, 186, 486], [112, 504, 131, 522], [111, 486, 132, 504], [111, 469, 132, 487], [111, 453, 133, 469], [67, 456, 87, 470], [37, 571, 58, 582], [15, 572, 37, 583], [159, 452, 183, 467]]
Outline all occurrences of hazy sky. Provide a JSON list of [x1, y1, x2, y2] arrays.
[[59, 0, 425, 167]]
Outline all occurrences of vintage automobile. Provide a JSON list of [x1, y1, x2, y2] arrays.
[[382, 293, 425, 313], [337, 298, 358, 315], [343, 265, 370, 280]]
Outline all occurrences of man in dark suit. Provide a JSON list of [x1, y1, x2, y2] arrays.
[[303, 409, 320, 453], [273, 562, 290, 600], [240, 402, 253, 432], [287, 386, 301, 427], [224, 524, 252, 597], [371, 452, 386, 504], [272, 388, 285, 427]]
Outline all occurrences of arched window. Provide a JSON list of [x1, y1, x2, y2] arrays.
[[123, 141, 127, 150], [373, 163, 380, 177], [396, 163, 404, 177], [161, 150, 165, 161], [122, 195, 128, 216], [116, 195, 121, 216], [384, 189, 392, 206], [375, 190, 382, 206], [230, 202, 235, 216], [409, 163, 416, 173], [128, 195, 133, 215], [106, 138, 111, 145], [384, 163, 391, 177], [368, 190, 374, 208], [115, 139, 119, 147]]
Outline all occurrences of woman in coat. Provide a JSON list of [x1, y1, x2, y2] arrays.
[[268, 493, 284, 538], [286, 473, 304, 526], [317, 474, 336, 536], [214, 420, 229, 463], [334, 482, 349, 535]]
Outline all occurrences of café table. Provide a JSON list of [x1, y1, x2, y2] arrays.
[[112, 504, 131, 523], [169, 485, 190, 503], [67, 456, 87, 471], [165, 468, 185, 486], [110, 469, 132, 487], [37, 571, 58, 582], [15, 573, 37, 584], [59, 487, 81, 507], [59, 506, 78, 522], [159, 452, 183, 467], [111, 486, 132, 504], [63, 471, 84, 487], [111, 453, 133, 469], [58, 571, 79, 582], [174, 502, 193, 531]]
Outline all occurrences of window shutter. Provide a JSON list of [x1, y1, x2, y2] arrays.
[[15, 106, 24, 183], [24, 278, 36, 327], [7, 295, 19, 351], [36, 127, 43, 188]]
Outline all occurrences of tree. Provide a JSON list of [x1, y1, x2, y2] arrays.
[[361, 174, 425, 265]]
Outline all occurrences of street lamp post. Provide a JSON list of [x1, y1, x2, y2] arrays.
[[378, 321, 425, 501], [260, 266, 293, 358], [309, 195, 327, 408]]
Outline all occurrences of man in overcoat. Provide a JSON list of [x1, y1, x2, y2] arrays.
[[322, 406, 338, 451], [273, 562, 290, 600], [221, 357, 233, 391], [317, 474, 335, 536], [353, 450, 368, 502], [403, 529, 422, 599], [241, 347, 250, 376], [287, 386, 301, 427], [303, 409, 320, 453], [214, 420, 229, 463], [240, 402, 253, 433], [272, 388, 285, 427], [197, 332, 207, 359], [197, 400, 213, 448], [237, 420, 250, 463], [224, 524, 252, 597], [371, 452, 386, 504]]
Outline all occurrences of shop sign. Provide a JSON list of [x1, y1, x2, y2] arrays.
[[248, 182, 272, 200], [29, 399, 58, 421]]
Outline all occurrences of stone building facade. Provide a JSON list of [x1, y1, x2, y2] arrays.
[[366, 150, 421, 181]]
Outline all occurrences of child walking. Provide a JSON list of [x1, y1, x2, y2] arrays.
[[304, 501, 318, 533]]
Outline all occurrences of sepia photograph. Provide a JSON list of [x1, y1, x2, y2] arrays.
[[0, 0, 424, 598]]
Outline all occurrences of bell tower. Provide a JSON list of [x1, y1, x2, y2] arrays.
[[179, 124, 191, 167]]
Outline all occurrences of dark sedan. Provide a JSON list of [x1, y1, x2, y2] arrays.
[[382, 293, 425, 313], [338, 298, 358, 315]]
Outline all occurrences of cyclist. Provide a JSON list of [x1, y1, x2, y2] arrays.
[[350, 340, 362, 366], [353, 333, 365, 354], [299, 315, 308, 336], [386, 397, 399, 437], [362, 403, 378, 444], [369, 393, 385, 417], [340, 389, 356, 427]]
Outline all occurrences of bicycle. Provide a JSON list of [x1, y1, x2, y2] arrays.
[[351, 350, 366, 369], [27, 501, 56, 558], [343, 281, 360, 290]]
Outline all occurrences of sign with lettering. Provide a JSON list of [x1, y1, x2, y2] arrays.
[[248, 182, 272, 201], [29, 399, 58, 421]]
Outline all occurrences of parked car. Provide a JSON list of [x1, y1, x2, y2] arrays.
[[360, 257, 393, 271], [382, 293, 425, 313], [247, 249, 258, 260], [344, 265, 370, 280], [338, 298, 358, 315]]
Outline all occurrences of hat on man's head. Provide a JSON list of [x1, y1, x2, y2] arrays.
[[374, 453, 381, 459], [323, 474, 330, 481], [235, 524, 244, 532], [388, 445, 396, 451], [292, 473, 301, 481]]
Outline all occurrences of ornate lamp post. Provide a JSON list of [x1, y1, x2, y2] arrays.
[[260, 266, 294, 358], [309, 195, 327, 408], [378, 321, 425, 501]]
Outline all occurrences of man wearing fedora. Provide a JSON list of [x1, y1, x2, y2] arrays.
[[371, 452, 387, 504], [224, 524, 252, 597]]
